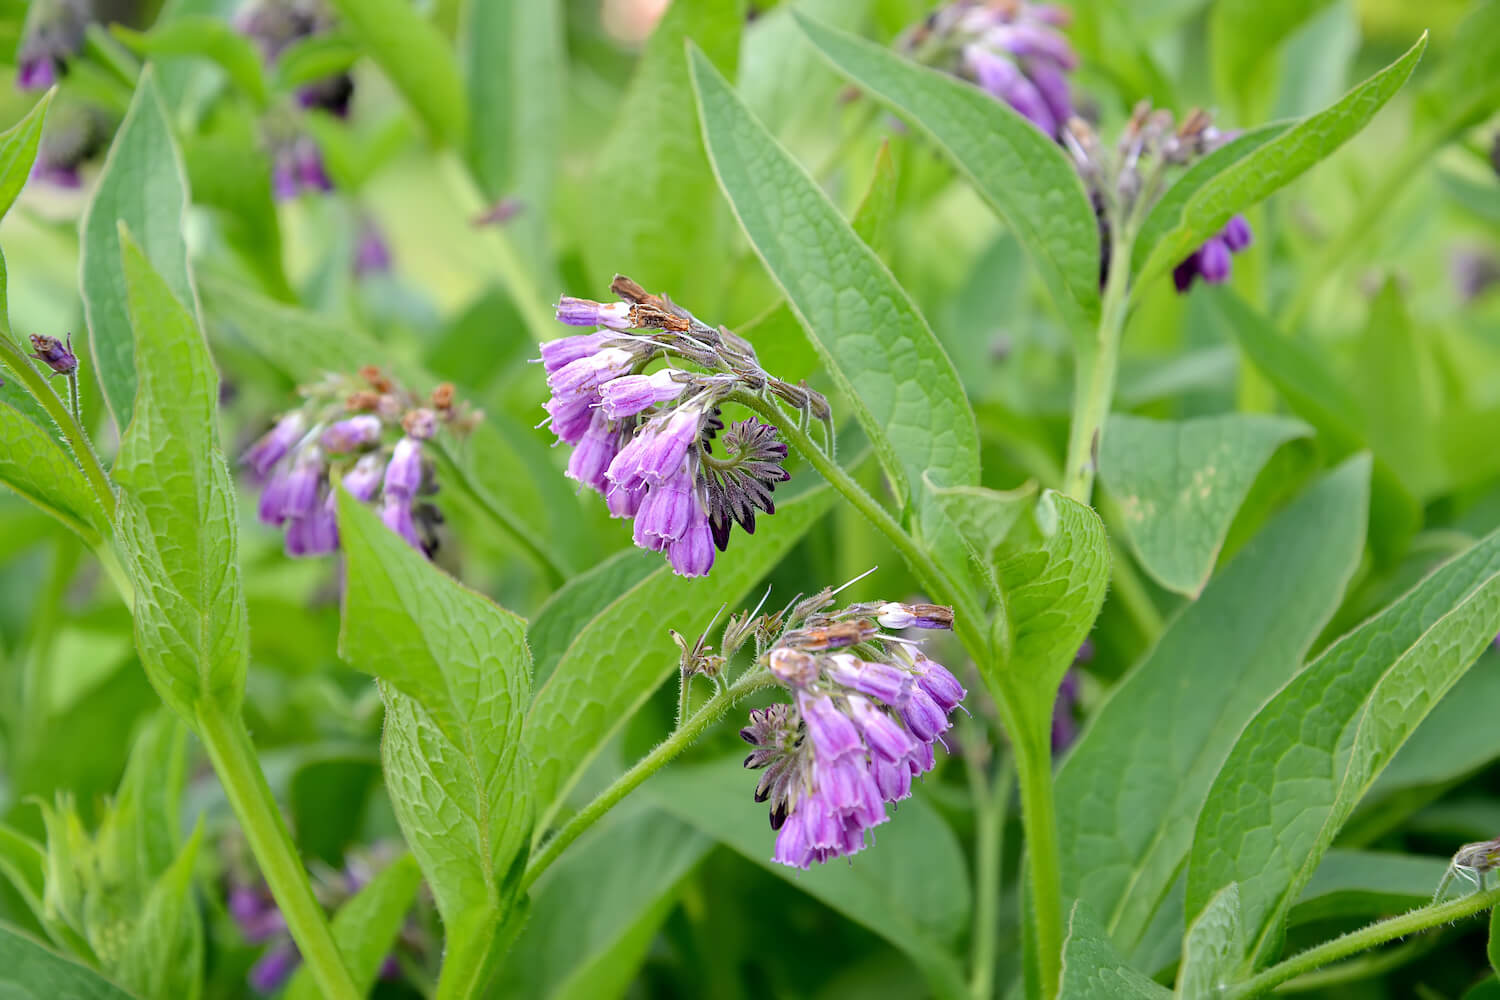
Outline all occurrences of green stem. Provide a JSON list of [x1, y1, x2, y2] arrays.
[[1062, 235, 1132, 504], [520, 666, 779, 892], [195, 702, 359, 1000], [436, 151, 556, 343], [1224, 885, 1500, 1000], [966, 746, 1012, 1000], [676, 670, 692, 730], [1012, 726, 1063, 998], [0, 337, 115, 521]]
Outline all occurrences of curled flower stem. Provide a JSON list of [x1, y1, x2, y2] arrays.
[[521, 666, 780, 892], [0, 334, 115, 521], [1223, 885, 1500, 1000], [1061, 230, 1133, 504], [195, 702, 360, 1000]]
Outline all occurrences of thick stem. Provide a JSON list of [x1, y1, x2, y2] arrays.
[[520, 667, 779, 892], [1012, 725, 1064, 999], [1062, 238, 1132, 504], [1224, 886, 1500, 1000], [0, 337, 115, 520], [966, 747, 1012, 1000], [195, 703, 359, 1000]]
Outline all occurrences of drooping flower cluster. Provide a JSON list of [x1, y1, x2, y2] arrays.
[[733, 592, 965, 868], [242, 366, 479, 557], [899, 0, 1075, 140], [900, 2, 1253, 293], [540, 275, 826, 578]]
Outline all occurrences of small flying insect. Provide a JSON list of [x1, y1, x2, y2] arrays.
[[1433, 837, 1500, 902]]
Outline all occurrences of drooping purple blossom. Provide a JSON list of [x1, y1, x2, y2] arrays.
[[742, 601, 966, 868], [28, 334, 78, 376], [1172, 215, 1253, 292]]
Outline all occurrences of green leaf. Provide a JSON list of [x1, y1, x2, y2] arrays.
[[111, 17, 268, 106], [1175, 884, 1241, 999], [524, 484, 833, 829], [115, 822, 203, 1000], [335, 492, 533, 994], [647, 755, 970, 999], [1351, 280, 1444, 500], [112, 228, 248, 718], [1133, 35, 1428, 286], [1371, 652, 1500, 800], [1098, 413, 1312, 597], [110, 711, 188, 892], [1291, 850, 1450, 927], [271, 30, 360, 91], [1058, 903, 1172, 1000], [793, 13, 1100, 337], [0, 398, 107, 545], [461, 0, 562, 288], [1490, 901, 1500, 980], [284, 854, 424, 1000], [688, 44, 980, 529], [1186, 525, 1500, 970], [497, 805, 710, 1000], [583, 0, 743, 305], [1413, 0, 1500, 137], [80, 67, 197, 433], [527, 549, 658, 688], [1055, 458, 1369, 960], [1209, 0, 1336, 118], [324, 0, 466, 146], [0, 825, 48, 929], [0, 925, 136, 1000], [0, 91, 53, 222]]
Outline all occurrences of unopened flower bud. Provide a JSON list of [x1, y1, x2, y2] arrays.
[[28, 334, 77, 376], [555, 296, 631, 330], [320, 415, 382, 453], [768, 648, 819, 687], [875, 602, 954, 630], [402, 408, 439, 441]]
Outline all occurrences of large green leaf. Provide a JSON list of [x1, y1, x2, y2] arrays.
[[648, 755, 970, 1000], [324, 0, 466, 145], [793, 14, 1100, 337], [1186, 526, 1500, 970], [80, 68, 197, 432], [527, 549, 658, 688], [112, 229, 247, 718], [1098, 413, 1312, 597], [582, 0, 743, 305], [0, 91, 52, 221], [1058, 904, 1171, 1000], [0, 925, 136, 1000], [1350, 281, 1444, 500], [0, 399, 107, 545], [1290, 850, 1450, 927], [1133, 35, 1427, 286], [335, 492, 533, 996], [524, 485, 833, 830], [496, 805, 711, 1000], [1055, 458, 1369, 960], [1174, 883, 1241, 1000], [284, 854, 424, 1000]]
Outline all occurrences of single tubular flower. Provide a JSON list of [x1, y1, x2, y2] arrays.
[[241, 367, 479, 558], [538, 275, 826, 578], [734, 589, 964, 868]]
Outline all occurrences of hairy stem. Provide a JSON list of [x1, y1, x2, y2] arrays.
[[966, 746, 1013, 1000], [520, 666, 779, 892], [0, 336, 115, 521], [1062, 236, 1132, 504], [196, 703, 359, 1000], [1225, 886, 1500, 1000]]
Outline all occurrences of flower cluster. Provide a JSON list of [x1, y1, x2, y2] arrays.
[[16, 0, 89, 92], [901, 2, 1253, 293], [736, 594, 965, 868], [540, 275, 825, 578], [899, 0, 1075, 140], [242, 366, 478, 558]]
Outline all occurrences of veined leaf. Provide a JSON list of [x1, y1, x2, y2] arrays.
[[1290, 850, 1450, 927], [583, 0, 744, 305], [284, 854, 424, 1000], [1098, 413, 1312, 597], [1175, 884, 1241, 1000], [525, 484, 833, 832], [497, 805, 711, 1000], [80, 67, 197, 432], [324, 0, 466, 145], [0, 90, 52, 221], [648, 755, 970, 1000], [1134, 35, 1427, 286], [1056, 458, 1369, 960], [527, 549, 658, 688], [112, 17, 268, 106], [1186, 525, 1500, 969], [793, 14, 1100, 337], [0, 398, 106, 545], [1059, 904, 1172, 1000], [335, 492, 533, 995], [112, 229, 248, 718], [0, 925, 136, 1000]]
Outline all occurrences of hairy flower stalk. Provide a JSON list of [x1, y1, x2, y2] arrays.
[[737, 593, 965, 868], [540, 275, 825, 577], [242, 366, 479, 557]]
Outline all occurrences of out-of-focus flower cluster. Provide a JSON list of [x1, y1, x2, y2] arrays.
[[242, 366, 479, 558], [901, 1, 1254, 293], [726, 587, 965, 868], [540, 275, 828, 578]]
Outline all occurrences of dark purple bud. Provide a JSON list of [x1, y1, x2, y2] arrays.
[[28, 334, 77, 375], [1221, 214, 1253, 253], [378, 955, 402, 981], [296, 73, 354, 118], [249, 942, 300, 994], [1197, 238, 1232, 284], [293, 138, 332, 193], [1173, 253, 1200, 293], [17, 54, 57, 91]]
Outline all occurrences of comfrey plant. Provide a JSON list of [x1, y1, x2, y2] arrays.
[[541, 275, 818, 576]]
